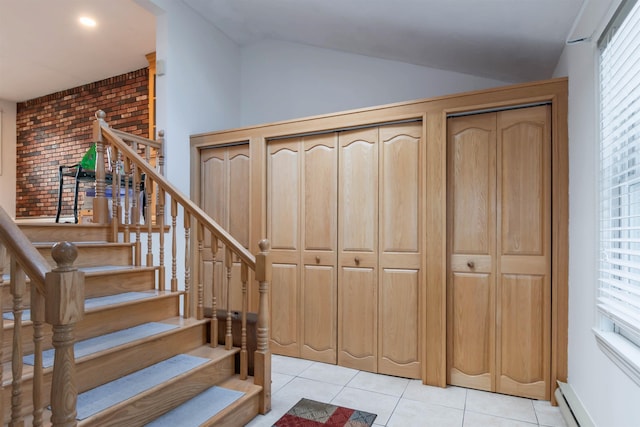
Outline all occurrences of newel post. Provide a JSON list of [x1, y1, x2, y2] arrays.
[[92, 110, 109, 224], [254, 239, 271, 414], [45, 242, 85, 427]]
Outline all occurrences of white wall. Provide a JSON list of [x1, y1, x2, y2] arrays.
[[240, 40, 510, 126], [554, 39, 640, 427], [0, 99, 16, 217], [150, 0, 241, 195]]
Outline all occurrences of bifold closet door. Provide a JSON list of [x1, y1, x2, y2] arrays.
[[267, 135, 338, 361], [378, 122, 422, 379], [338, 127, 379, 372], [447, 105, 551, 400], [200, 145, 250, 313]]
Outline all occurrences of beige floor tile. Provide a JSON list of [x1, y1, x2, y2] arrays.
[[464, 411, 539, 427], [533, 400, 569, 427], [403, 380, 467, 409], [388, 398, 464, 427], [466, 389, 537, 424], [271, 371, 294, 394], [347, 370, 410, 397], [274, 376, 344, 404], [298, 361, 359, 386], [271, 354, 314, 376]]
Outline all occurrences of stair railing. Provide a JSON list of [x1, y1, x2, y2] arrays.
[[0, 207, 85, 426], [92, 110, 272, 414]]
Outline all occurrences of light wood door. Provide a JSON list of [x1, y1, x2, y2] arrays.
[[338, 128, 379, 372], [267, 134, 339, 361], [267, 138, 302, 357], [496, 106, 551, 400], [378, 122, 422, 379], [200, 145, 250, 314], [447, 106, 551, 400], [301, 134, 338, 363]]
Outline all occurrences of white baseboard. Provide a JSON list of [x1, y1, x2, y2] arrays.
[[555, 381, 596, 427]]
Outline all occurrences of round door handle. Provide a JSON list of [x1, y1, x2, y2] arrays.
[[467, 261, 475, 269], [355, 256, 360, 265], [315, 256, 320, 264]]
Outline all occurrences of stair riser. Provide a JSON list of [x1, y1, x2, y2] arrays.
[[2, 269, 157, 311], [78, 357, 235, 427], [211, 393, 260, 427], [2, 322, 209, 424], [2, 295, 180, 363], [18, 224, 112, 242], [37, 245, 133, 267]]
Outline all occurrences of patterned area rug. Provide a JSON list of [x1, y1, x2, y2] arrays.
[[273, 398, 377, 427]]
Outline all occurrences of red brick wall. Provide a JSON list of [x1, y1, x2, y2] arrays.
[[16, 68, 149, 218]]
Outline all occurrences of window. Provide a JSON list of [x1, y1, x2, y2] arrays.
[[597, 0, 640, 385]]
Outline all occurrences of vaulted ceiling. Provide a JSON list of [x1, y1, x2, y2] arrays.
[[0, 0, 585, 103]]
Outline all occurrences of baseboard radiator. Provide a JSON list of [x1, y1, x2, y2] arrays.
[[555, 381, 596, 427]]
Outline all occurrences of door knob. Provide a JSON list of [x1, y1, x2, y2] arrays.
[[355, 256, 360, 265], [467, 261, 475, 269], [315, 256, 320, 264]]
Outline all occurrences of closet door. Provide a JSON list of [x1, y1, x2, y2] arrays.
[[267, 138, 301, 356], [378, 122, 422, 379], [301, 134, 338, 363], [338, 128, 379, 372], [496, 106, 551, 400], [446, 106, 551, 400], [447, 113, 497, 392], [200, 145, 250, 314]]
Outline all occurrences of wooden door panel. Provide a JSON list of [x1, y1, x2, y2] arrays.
[[270, 263, 299, 356], [500, 122, 545, 255], [448, 272, 494, 391], [380, 123, 420, 253], [301, 265, 337, 363], [338, 267, 377, 372], [496, 106, 551, 399], [378, 268, 420, 378], [268, 143, 300, 251], [228, 146, 250, 248], [497, 274, 548, 399], [339, 128, 378, 254], [304, 135, 337, 252], [449, 117, 495, 255], [447, 113, 496, 392], [201, 152, 226, 245]]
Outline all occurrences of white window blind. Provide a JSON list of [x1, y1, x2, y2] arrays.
[[599, 0, 640, 354]]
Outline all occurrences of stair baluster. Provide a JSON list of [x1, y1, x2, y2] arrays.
[[123, 157, 131, 243], [225, 247, 233, 350], [197, 222, 204, 320], [31, 285, 45, 427], [158, 187, 166, 290], [133, 164, 142, 266], [184, 212, 191, 318], [10, 257, 25, 427], [240, 261, 249, 379], [111, 146, 122, 242], [210, 235, 219, 348], [146, 176, 153, 267], [171, 199, 178, 292]]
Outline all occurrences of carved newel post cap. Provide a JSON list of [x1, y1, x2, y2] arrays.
[[158, 130, 165, 138], [95, 110, 107, 120], [51, 241, 78, 271], [259, 239, 270, 252]]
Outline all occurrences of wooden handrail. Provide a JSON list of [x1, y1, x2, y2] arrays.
[[0, 207, 49, 292], [95, 112, 256, 269], [108, 128, 163, 150]]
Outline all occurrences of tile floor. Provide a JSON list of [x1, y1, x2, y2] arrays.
[[246, 355, 568, 427]]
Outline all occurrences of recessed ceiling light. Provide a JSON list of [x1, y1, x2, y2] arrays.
[[79, 16, 97, 27]]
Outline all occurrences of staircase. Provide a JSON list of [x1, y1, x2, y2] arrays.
[[0, 112, 272, 426]]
